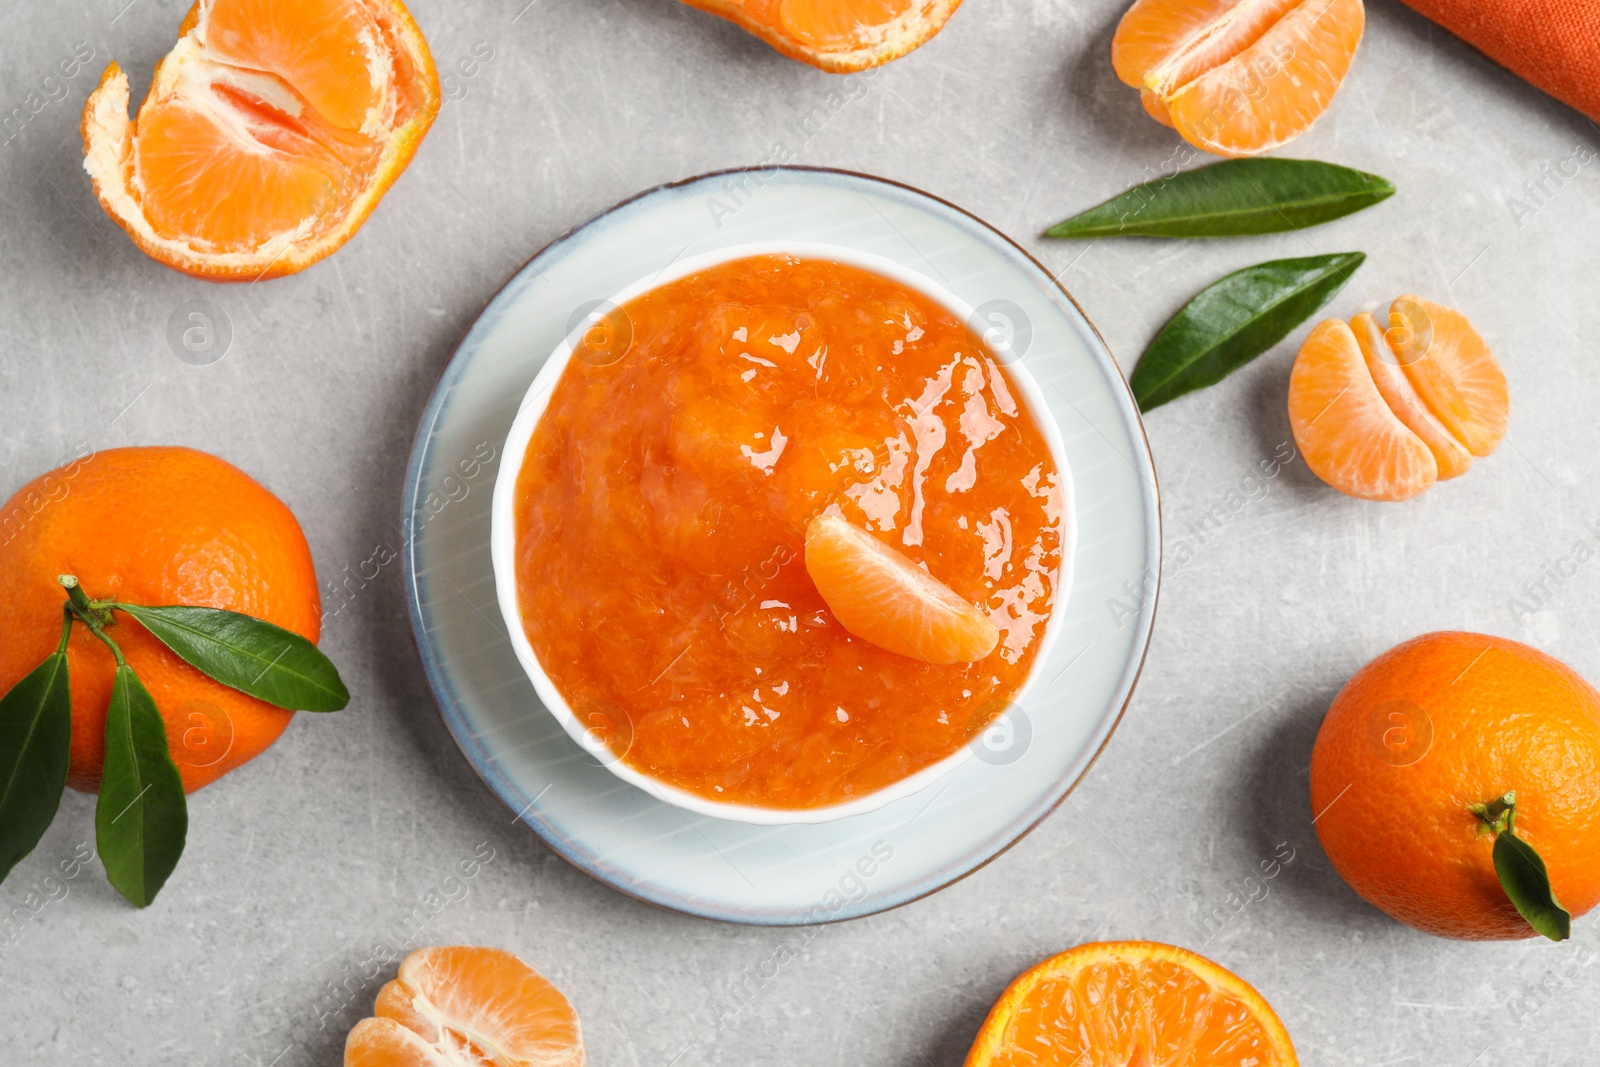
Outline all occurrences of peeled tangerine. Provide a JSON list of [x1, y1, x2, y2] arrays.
[[1288, 296, 1508, 501], [805, 512, 999, 665], [345, 946, 584, 1067], [1112, 0, 1365, 156], [683, 0, 963, 72], [81, 0, 439, 280]]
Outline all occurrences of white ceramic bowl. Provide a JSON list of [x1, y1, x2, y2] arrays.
[[490, 241, 1075, 825]]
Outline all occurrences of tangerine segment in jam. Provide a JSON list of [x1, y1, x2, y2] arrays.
[[512, 255, 1064, 809]]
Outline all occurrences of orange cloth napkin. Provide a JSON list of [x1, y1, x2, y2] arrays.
[[1397, 0, 1600, 122]]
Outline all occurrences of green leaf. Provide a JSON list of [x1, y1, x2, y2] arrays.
[[1130, 252, 1366, 412], [96, 664, 186, 907], [1493, 831, 1572, 942], [1046, 159, 1396, 239], [0, 651, 72, 885], [117, 604, 349, 712]]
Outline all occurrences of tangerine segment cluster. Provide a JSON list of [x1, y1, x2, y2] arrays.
[[681, 0, 964, 72], [1289, 295, 1507, 501], [345, 946, 585, 1067], [513, 255, 1064, 809], [81, 0, 439, 279], [1112, 0, 1365, 157], [965, 941, 1298, 1067]]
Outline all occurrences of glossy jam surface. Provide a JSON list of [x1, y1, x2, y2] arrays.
[[513, 255, 1064, 809]]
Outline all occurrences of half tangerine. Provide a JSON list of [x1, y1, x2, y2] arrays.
[[966, 941, 1298, 1067]]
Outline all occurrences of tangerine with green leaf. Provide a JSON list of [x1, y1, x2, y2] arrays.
[[0, 446, 324, 794], [1310, 632, 1600, 940]]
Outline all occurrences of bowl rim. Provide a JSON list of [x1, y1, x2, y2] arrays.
[[488, 239, 1078, 825]]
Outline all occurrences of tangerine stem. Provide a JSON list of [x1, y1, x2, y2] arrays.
[[1470, 791, 1517, 836], [58, 574, 127, 667], [58, 574, 94, 618]]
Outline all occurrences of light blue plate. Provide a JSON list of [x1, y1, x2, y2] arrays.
[[401, 167, 1160, 925]]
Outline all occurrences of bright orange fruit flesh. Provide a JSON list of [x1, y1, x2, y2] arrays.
[[346, 1020, 448, 1067], [965, 941, 1298, 1067], [1289, 318, 1438, 501], [805, 512, 1000, 664], [1388, 297, 1508, 456], [0, 447, 322, 794], [513, 255, 1064, 809], [1111, 0, 1365, 157], [345, 946, 584, 1067], [1288, 295, 1506, 501], [681, 0, 964, 72], [1352, 312, 1473, 482], [1311, 632, 1600, 940], [81, 0, 439, 280]]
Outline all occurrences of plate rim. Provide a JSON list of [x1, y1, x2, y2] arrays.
[[399, 164, 1164, 925]]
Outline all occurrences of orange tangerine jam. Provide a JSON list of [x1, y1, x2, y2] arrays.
[[512, 255, 1064, 809]]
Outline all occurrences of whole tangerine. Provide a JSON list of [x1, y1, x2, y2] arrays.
[[1310, 632, 1600, 939], [0, 446, 324, 793]]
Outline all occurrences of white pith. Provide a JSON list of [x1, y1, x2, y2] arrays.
[[1144, 0, 1301, 95], [399, 984, 584, 1067]]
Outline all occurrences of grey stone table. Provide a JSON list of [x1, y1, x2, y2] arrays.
[[4, 1, 1599, 1063]]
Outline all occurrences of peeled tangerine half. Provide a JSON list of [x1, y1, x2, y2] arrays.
[[81, 0, 440, 280], [683, 0, 963, 72], [1288, 295, 1508, 502], [345, 946, 584, 1067], [965, 941, 1298, 1067], [1112, 0, 1365, 157], [805, 512, 999, 664]]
